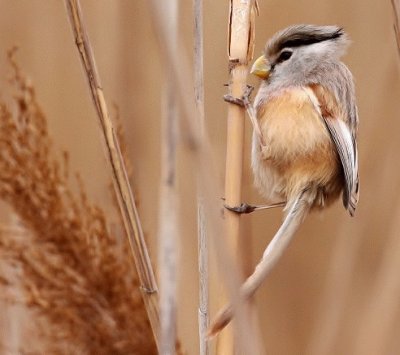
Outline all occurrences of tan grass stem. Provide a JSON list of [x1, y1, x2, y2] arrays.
[[148, 0, 261, 353], [216, 1, 261, 353], [158, 1, 179, 354], [64, 0, 159, 348], [193, 1, 209, 354]]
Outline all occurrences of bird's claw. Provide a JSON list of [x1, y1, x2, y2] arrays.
[[224, 203, 256, 214]]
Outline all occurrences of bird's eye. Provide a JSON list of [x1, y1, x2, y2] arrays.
[[277, 50, 292, 62]]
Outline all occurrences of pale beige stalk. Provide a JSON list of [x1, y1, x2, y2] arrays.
[[158, 1, 179, 354], [64, 0, 159, 349], [217, 1, 261, 354], [193, 0, 209, 354], [148, 0, 261, 353]]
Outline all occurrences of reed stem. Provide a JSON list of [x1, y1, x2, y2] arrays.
[[148, 0, 261, 352], [64, 0, 159, 349], [193, 1, 209, 354], [216, 1, 259, 353], [158, 1, 179, 354]]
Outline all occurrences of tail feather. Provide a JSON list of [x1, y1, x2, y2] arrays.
[[208, 189, 315, 337]]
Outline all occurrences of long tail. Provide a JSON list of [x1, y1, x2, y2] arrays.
[[208, 188, 315, 337]]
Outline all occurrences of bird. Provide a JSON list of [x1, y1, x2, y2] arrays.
[[210, 24, 359, 336]]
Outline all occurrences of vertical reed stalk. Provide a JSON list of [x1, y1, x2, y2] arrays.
[[64, 0, 159, 349], [148, 1, 262, 352], [158, 1, 179, 354], [217, 1, 259, 353], [193, 1, 209, 354]]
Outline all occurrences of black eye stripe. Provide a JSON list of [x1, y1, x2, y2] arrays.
[[277, 28, 344, 51]]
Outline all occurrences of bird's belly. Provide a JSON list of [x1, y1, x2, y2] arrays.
[[251, 87, 342, 204]]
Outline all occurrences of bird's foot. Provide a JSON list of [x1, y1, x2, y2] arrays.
[[224, 203, 257, 214], [223, 85, 254, 107], [223, 94, 245, 107], [224, 201, 286, 214]]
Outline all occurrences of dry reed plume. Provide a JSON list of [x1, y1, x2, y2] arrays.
[[0, 50, 157, 354]]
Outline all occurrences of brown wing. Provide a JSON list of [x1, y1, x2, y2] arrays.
[[309, 84, 359, 216]]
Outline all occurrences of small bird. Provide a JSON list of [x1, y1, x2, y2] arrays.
[[210, 24, 359, 336]]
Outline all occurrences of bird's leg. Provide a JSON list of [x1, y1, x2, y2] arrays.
[[224, 201, 286, 214], [223, 85, 266, 148]]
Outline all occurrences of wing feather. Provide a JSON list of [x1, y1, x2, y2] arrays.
[[306, 85, 359, 216], [323, 117, 358, 215]]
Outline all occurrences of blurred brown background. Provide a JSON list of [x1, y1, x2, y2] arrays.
[[0, 1, 399, 354]]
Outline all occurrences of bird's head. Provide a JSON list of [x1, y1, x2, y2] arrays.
[[251, 24, 350, 86]]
